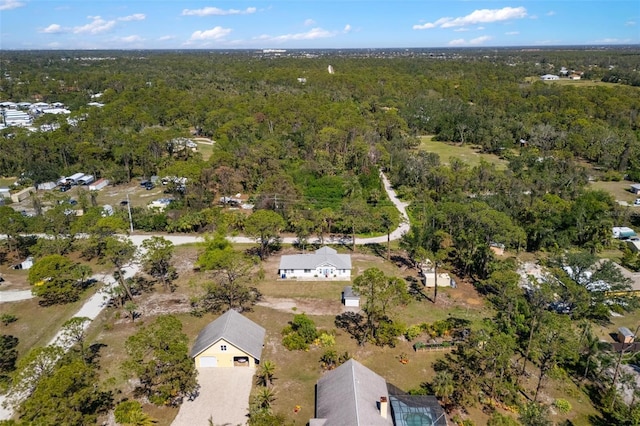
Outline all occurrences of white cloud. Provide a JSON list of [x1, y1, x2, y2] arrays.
[[189, 26, 232, 41], [415, 7, 527, 30], [454, 28, 470, 32], [74, 16, 116, 35], [254, 27, 334, 43], [505, 31, 520, 35], [546, 11, 556, 16], [448, 35, 493, 46], [304, 19, 316, 26], [40, 24, 64, 34], [626, 20, 636, 26], [158, 35, 175, 41], [0, 0, 25, 11], [470, 35, 492, 45], [182, 7, 256, 16], [118, 14, 146, 22], [343, 24, 352, 33], [595, 38, 632, 44], [120, 35, 143, 43]]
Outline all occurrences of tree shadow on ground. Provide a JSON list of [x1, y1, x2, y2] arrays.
[[407, 276, 431, 302], [335, 311, 366, 345]]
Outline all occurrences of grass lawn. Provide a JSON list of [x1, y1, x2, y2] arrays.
[[1, 290, 97, 362], [0, 177, 16, 187], [195, 142, 214, 161], [590, 180, 639, 204], [524, 77, 626, 88], [418, 135, 509, 170]]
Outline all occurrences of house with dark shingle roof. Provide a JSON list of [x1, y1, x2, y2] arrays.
[[278, 246, 351, 280], [311, 359, 448, 426], [190, 309, 265, 368]]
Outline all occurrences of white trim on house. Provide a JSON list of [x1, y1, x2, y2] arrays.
[[279, 246, 352, 280]]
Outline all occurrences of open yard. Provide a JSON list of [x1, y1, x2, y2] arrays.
[[418, 135, 509, 170], [3, 242, 603, 425], [590, 180, 640, 205]]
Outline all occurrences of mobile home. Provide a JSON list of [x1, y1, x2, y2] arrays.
[[89, 178, 109, 191], [78, 175, 95, 186], [67, 173, 85, 185]]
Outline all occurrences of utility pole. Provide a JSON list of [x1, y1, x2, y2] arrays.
[[126, 194, 134, 233]]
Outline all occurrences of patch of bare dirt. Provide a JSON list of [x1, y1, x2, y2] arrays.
[[257, 295, 353, 316], [115, 292, 192, 324]]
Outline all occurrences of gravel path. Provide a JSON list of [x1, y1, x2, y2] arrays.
[[172, 367, 255, 426]]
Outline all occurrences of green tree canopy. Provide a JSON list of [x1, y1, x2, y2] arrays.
[[124, 315, 197, 406], [27, 254, 92, 305]]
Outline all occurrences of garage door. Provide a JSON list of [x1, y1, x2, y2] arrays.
[[200, 356, 218, 367]]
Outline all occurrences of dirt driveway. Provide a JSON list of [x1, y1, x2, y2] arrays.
[[172, 367, 255, 426]]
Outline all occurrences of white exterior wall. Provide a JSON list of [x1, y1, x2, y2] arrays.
[[422, 272, 451, 288], [89, 179, 109, 191], [280, 268, 351, 280], [344, 298, 359, 307]]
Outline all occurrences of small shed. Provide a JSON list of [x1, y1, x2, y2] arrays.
[[10, 186, 35, 203], [342, 286, 360, 307], [631, 184, 640, 194], [89, 178, 109, 191], [0, 188, 10, 198], [619, 327, 636, 344], [420, 267, 452, 288]]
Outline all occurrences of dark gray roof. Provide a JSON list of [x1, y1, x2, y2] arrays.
[[190, 310, 266, 360], [279, 246, 351, 270], [343, 286, 359, 299], [314, 359, 392, 426]]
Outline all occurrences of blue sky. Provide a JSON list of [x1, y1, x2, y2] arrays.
[[0, 0, 638, 49]]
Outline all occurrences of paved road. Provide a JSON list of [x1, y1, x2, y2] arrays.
[[0, 171, 409, 420], [172, 367, 255, 426]]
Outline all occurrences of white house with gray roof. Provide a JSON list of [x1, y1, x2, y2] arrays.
[[190, 309, 265, 368], [279, 246, 351, 280]]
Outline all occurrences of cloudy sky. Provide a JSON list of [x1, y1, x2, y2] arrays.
[[0, 0, 637, 49]]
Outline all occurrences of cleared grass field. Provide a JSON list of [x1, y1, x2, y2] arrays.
[[418, 135, 509, 170], [0, 177, 16, 187], [590, 180, 639, 204]]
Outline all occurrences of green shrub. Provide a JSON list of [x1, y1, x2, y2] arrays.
[[553, 398, 572, 414], [0, 314, 17, 326], [317, 332, 336, 347], [487, 412, 519, 426], [282, 332, 308, 351], [404, 325, 422, 341], [291, 313, 318, 343]]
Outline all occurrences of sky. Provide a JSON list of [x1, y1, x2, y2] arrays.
[[0, 0, 638, 50]]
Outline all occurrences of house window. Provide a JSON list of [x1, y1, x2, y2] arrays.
[[304, 269, 311, 273], [221, 345, 227, 351]]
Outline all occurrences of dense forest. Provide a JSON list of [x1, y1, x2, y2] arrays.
[[2, 47, 640, 425]]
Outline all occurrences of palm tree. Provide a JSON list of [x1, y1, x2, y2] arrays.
[[257, 360, 276, 388], [432, 371, 455, 406], [254, 388, 276, 410]]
